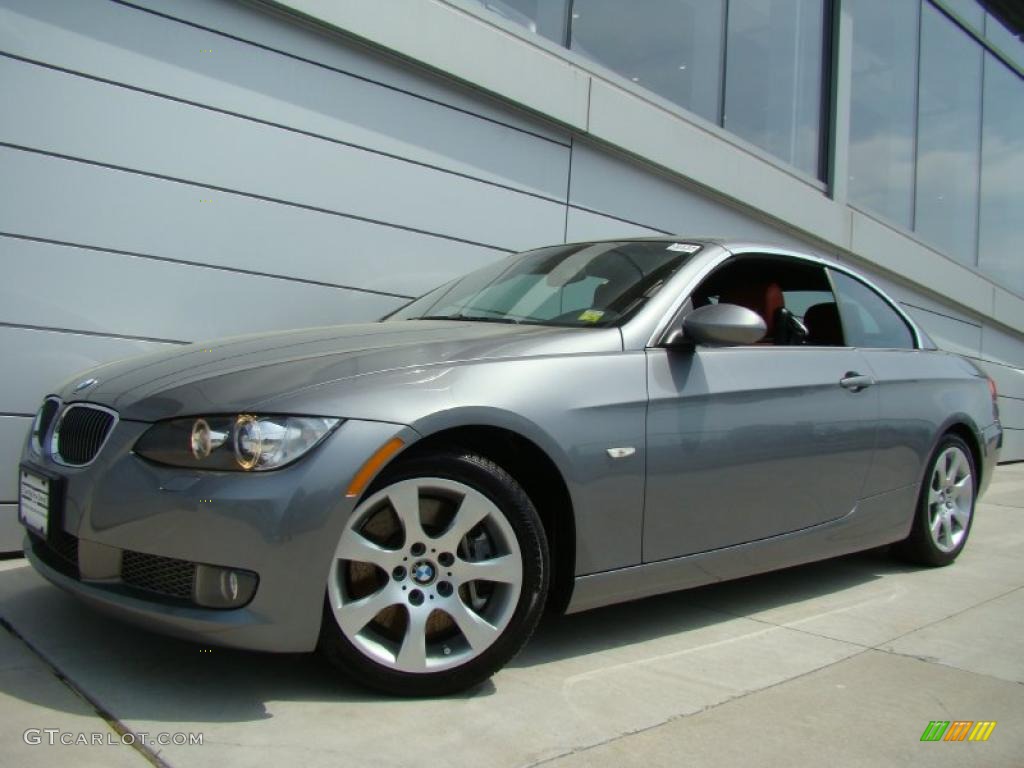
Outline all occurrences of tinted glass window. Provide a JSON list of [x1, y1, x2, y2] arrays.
[[830, 271, 915, 349], [847, 0, 919, 229], [723, 0, 826, 178], [569, 0, 725, 123], [915, 3, 983, 265], [468, 0, 569, 43], [978, 54, 1024, 297]]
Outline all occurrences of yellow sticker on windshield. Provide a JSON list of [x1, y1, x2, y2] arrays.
[[578, 309, 605, 323]]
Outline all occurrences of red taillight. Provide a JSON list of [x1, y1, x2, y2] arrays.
[[988, 377, 998, 402]]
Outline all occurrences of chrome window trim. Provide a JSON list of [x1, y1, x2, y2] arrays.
[[645, 244, 925, 350], [49, 402, 121, 468]]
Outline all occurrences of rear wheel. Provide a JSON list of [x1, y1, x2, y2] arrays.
[[319, 451, 548, 696], [896, 434, 976, 566]]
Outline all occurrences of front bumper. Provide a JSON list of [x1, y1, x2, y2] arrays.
[[20, 417, 415, 652]]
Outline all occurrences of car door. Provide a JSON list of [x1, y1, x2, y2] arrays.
[[642, 255, 880, 562], [828, 269, 935, 497]]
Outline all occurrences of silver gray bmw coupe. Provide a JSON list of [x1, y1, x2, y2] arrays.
[[18, 238, 1001, 695]]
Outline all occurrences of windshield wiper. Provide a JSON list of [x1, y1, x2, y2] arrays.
[[415, 314, 524, 324]]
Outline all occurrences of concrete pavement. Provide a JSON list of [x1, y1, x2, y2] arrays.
[[1, 466, 1022, 767]]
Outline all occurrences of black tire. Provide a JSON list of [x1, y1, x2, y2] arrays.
[[319, 450, 549, 696], [895, 433, 977, 567]]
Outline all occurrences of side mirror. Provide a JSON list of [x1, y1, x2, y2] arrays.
[[677, 303, 766, 346]]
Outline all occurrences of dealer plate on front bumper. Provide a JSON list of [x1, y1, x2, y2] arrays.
[[18, 467, 51, 537]]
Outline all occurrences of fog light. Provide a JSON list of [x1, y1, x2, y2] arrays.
[[193, 564, 258, 608]]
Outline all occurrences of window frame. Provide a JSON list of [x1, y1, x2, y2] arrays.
[[650, 248, 922, 350], [664, 252, 847, 348]]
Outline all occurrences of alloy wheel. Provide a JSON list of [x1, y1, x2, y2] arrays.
[[328, 477, 523, 674], [926, 445, 974, 554]]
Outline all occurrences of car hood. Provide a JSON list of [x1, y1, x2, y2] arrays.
[[55, 320, 622, 421]]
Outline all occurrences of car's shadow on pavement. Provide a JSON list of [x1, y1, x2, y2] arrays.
[[516, 547, 916, 667], [0, 547, 918, 722]]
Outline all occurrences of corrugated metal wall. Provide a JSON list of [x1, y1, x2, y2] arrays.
[[1, 0, 1021, 549]]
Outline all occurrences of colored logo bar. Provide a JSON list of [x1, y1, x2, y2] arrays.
[[920, 721, 997, 742]]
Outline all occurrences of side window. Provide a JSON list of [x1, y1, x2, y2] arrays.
[[829, 270, 916, 349], [689, 256, 845, 346]]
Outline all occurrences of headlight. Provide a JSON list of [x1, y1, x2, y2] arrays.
[[135, 414, 340, 471]]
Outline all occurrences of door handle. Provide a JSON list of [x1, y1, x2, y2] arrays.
[[839, 372, 875, 392]]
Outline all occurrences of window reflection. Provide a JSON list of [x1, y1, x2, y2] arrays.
[[723, 0, 825, 178], [569, 0, 725, 123], [978, 55, 1024, 296], [467, 0, 569, 43], [848, 0, 919, 229], [915, 3, 983, 265], [463, 0, 1024, 288]]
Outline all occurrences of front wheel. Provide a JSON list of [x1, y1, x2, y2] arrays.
[[896, 434, 976, 566], [319, 451, 549, 696]]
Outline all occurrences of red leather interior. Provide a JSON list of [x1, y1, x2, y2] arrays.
[[719, 282, 784, 337]]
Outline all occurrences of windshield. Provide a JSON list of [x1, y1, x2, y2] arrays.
[[387, 240, 701, 328]]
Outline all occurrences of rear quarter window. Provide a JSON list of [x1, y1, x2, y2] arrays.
[[829, 270, 916, 349]]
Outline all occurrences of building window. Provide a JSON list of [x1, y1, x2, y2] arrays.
[[847, 0, 919, 230], [978, 54, 1024, 296], [914, 2, 983, 266], [468, 0, 570, 44], [723, 0, 827, 179], [568, 0, 726, 124]]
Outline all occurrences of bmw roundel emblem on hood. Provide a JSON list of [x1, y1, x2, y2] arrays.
[[73, 378, 99, 394]]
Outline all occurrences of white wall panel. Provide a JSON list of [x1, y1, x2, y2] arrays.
[[585, 78, 852, 246], [82, 0, 571, 143], [981, 323, 1024, 369], [0, 505, 20, 555], [0, 57, 567, 251], [0, 327, 175, 415], [0, 0, 571, 200], [0, 417, 30, 502], [977, 326, 1024, 403], [995, 398, 1024, 430], [0, 237, 401, 342], [0, 149, 501, 298], [266, 0, 592, 131], [1, 418, 29, 549], [902, 306, 983, 358], [568, 141, 809, 247], [564, 207, 667, 242], [849, 211, 993, 317], [1000, 429, 1024, 462], [974, 360, 1024, 402]]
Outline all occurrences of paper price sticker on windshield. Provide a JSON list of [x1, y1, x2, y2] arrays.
[[578, 309, 605, 323], [666, 243, 701, 253]]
